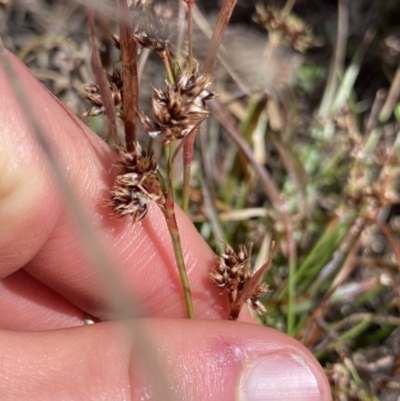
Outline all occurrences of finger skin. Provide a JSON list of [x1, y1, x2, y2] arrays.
[[0, 268, 253, 332], [0, 270, 85, 331], [0, 319, 332, 401], [0, 53, 228, 320]]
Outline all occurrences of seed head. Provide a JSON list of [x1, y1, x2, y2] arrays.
[[211, 243, 269, 320], [82, 69, 123, 117], [140, 64, 214, 143], [107, 143, 165, 222]]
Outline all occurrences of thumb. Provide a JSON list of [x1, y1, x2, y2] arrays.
[[0, 318, 332, 401]]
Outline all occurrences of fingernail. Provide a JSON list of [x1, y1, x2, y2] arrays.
[[240, 353, 323, 401]]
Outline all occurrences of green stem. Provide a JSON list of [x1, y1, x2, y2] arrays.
[[286, 249, 297, 336], [162, 143, 195, 318], [160, 48, 176, 84], [162, 200, 195, 319], [165, 142, 171, 177]]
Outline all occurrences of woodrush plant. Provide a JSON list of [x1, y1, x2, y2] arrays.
[[6, 0, 399, 397], [83, 2, 399, 399], [83, 0, 271, 320]]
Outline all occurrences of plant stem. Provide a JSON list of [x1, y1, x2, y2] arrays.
[[286, 240, 297, 337], [87, 9, 119, 146], [181, 0, 235, 213], [161, 199, 195, 319], [203, 0, 238, 76], [163, 143, 195, 318], [160, 48, 176, 84], [184, 0, 195, 74], [175, 0, 186, 65], [182, 130, 196, 211], [118, 0, 138, 151], [180, 0, 196, 211]]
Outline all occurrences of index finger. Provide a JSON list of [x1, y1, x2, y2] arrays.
[[0, 53, 229, 321]]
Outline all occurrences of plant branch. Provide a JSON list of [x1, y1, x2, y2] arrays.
[[181, 0, 238, 212], [184, 0, 195, 74], [203, 0, 238, 76], [182, 129, 196, 211], [87, 9, 120, 146], [160, 48, 176, 84], [162, 143, 195, 318], [118, 0, 139, 151]]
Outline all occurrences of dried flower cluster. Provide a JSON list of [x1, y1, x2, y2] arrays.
[[82, 69, 123, 117], [129, 0, 169, 53], [140, 65, 214, 143], [254, 5, 313, 52], [107, 143, 165, 222], [211, 243, 269, 320]]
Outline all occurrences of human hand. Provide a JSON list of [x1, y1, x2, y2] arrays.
[[0, 53, 331, 400]]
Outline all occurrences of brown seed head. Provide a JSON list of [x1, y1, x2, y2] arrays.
[[108, 143, 165, 222], [211, 243, 269, 320], [140, 65, 214, 143], [82, 69, 123, 117]]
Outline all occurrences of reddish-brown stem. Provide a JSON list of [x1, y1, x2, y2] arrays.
[[87, 9, 120, 146], [184, 0, 195, 74], [160, 143, 195, 318], [175, 0, 186, 65], [182, 128, 197, 211], [203, 0, 238, 76], [118, 0, 138, 152], [185, 0, 239, 210]]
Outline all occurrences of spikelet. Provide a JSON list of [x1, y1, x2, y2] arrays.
[[107, 142, 165, 222], [211, 243, 270, 320], [82, 69, 123, 117], [139, 63, 214, 143]]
